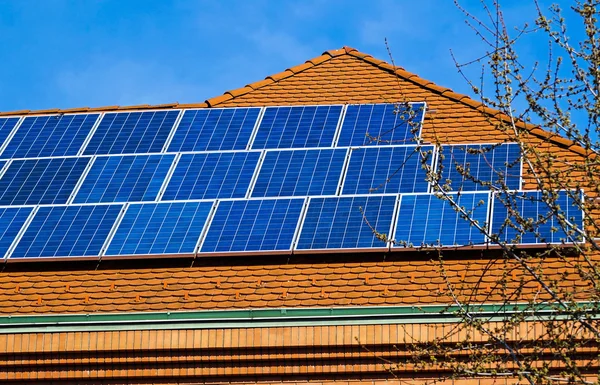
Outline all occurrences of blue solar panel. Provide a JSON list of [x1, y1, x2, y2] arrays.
[[337, 103, 425, 147], [83, 110, 179, 155], [296, 195, 396, 250], [393, 192, 489, 248], [252, 105, 342, 149], [200, 198, 304, 253], [0, 117, 20, 151], [437, 143, 521, 191], [342, 146, 433, 195], [167, 108, 260, 152], [1, 114, 99, 158], [162, 152, 260, 200], [0, 207, 33, 258], [10, 204, 122, 258], [491, 191, 583, 244], [106, 201, 213, 256], [251, 149, 347, 197], [0, 157, 90, 205], [74, 154, 175, 203]]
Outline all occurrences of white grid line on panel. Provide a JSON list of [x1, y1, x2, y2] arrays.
[[99, 203, 129, 257], [290, 197, 310, 251], [195, 199, 221, 253], [160, 110, 185, 153], [245, 107, 266, 150], [331, 105, 348, 147], [77, 113, 104, 156], [66, 155, 98, 205], [156, 153, 182, 202], [388, 194, 402, 251], [336, 148, 352, 196], [245, 150, 267, 199], [4, 206, 39, 260], [193, 200, 219, 254]]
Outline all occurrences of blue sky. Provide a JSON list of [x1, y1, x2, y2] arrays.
[[0, 1, 576, 112]]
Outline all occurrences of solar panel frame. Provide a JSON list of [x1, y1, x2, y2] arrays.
[[341, 145, 434, 195], [435, 143, 523, 192], [294, 194, 398, 253], [72, 153, 176, 204], [198, 197, 306, 256], [166, 107, 263, 152], [161, 150, 262, 201], [0, 206, 35, 259], [490, 190, 584, 246], [336, 102, 427, 147], [0, 113, 101, 159], [103, 200, 216, 259], [82, 110, 181, 155], [391, 191, 491, 250], [0, 156, 91, 205], [8, 203, 124, 261], [250, 105, 344, 149], [250, 147, 349, 198]]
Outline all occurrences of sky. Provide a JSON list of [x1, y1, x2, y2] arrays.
[[0, 0, 584, 114]]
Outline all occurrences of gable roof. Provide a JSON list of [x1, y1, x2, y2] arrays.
[[0, 46, 590, 316]]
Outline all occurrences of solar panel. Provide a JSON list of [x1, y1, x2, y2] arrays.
[[251, 105, 342, 149], [0, 207, 33, 258], [342, 145, 433, 195], [1, 114, 99, 159], [251, 148, 347, 197], [436, 143, 521, 191], [106, 201, 213, 256], [0, 157, 90, 205], [83, 110, 179, 155], [73, 154, 175, 203], [393, 192, 489, 248], [167, 108, 260, 152], [200, 198, 304, 253], [0, 117, 20, 152], [337, 103, 425, 147], [10, 204, 122, 259], [296, 195, 396, 251], [491, 191, 583, 245], [162, 152, 260, 200]]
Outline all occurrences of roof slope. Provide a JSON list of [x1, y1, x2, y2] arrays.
[[0, 46, 590, 315]]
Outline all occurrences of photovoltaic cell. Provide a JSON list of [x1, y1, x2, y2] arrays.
[[0, 157, 90, 205], [337, 103, 425, 147], [11, 204, 122, 258], [83, 110, 179, 155], [251, 149, 347, 197], [393, 193, 489, 248], [162, 152, 260, 200], [200, 198, 304, 253], [106, 201, 213, 256], [74, 154, 175, 203], [437, 143, 521, 191], [491, 191, 583, 244], [342, 146, 433, 195], [296, 195, 396, 250], [0, 117, 20, 152], [167, 108, 260, 152], [1, 114, 99, 158], [0, 207, 33, 258], [252, 105, 342, 149]]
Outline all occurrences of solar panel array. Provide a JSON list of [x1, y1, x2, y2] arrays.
[[0, 103, 582, 261]]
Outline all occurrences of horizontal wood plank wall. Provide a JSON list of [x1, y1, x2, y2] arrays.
[[1, 322, 597, 383]]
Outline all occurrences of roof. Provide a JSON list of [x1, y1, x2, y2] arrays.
[[0, 46, 591, 315]]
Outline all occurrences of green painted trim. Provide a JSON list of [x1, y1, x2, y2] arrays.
[[0, 302, 563, 327]]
